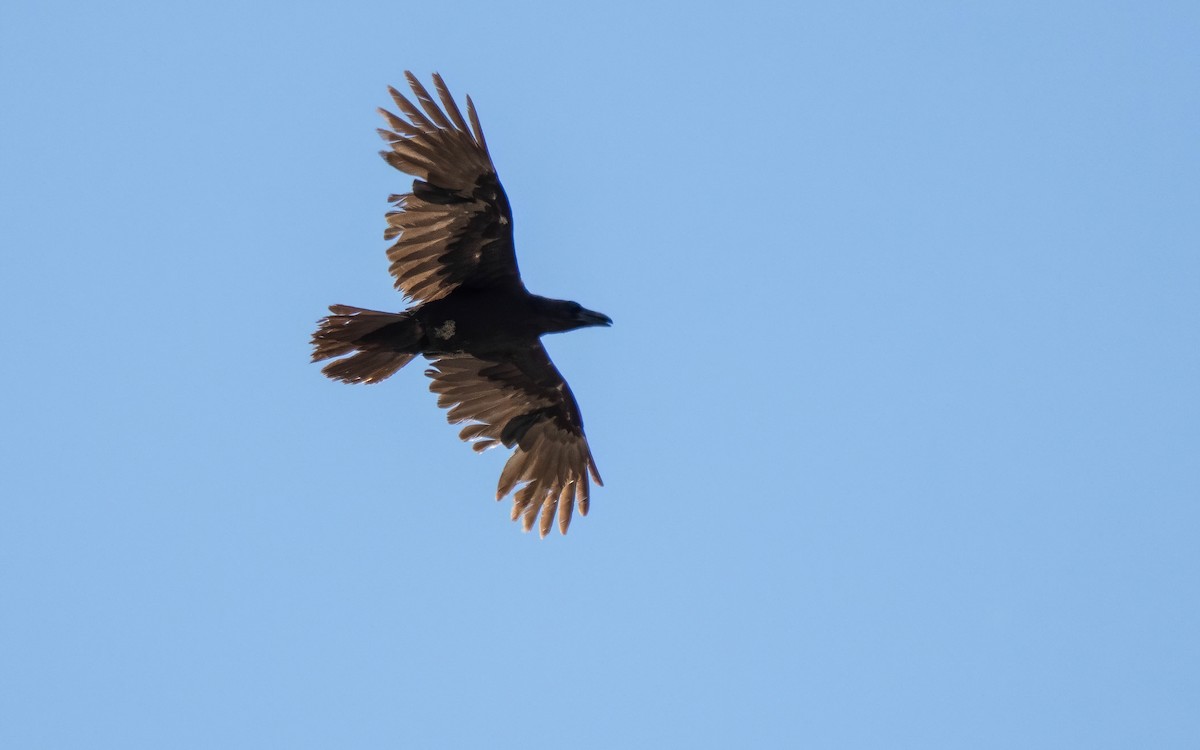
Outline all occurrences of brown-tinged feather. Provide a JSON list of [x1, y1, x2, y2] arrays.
[[387, 86, 435, 133], [432, 73, 472, 136], [557, 484, 575, 535], [539, 492, 557, 538], [465, 94, 488, 153], [404, 72, 455, 131]]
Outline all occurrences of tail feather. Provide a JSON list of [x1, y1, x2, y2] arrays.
[[321, 350, 415, 384], [311, 304, 422, 384]]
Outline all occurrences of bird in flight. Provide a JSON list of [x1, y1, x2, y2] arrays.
[[311, 72, 611, 537]]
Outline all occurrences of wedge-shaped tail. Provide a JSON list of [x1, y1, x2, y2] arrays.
[[311, 305, 420, 384]]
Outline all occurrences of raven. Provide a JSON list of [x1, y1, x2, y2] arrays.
[[311, 72, 611, 537]]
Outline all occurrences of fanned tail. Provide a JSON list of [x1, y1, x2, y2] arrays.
[[311, 305, 422, 384]]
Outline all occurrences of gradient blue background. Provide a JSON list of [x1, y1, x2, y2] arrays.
[[3, 1, 1198, 747]]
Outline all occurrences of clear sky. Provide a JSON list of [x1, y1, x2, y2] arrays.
[[3, 1, 1198, 747]]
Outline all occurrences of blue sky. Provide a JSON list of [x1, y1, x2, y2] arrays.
[[3, 1, 1198, 747]]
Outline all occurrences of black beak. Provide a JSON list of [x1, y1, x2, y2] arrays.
[[577, 308, 613, 328]]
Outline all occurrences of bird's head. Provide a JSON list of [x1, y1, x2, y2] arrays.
[[536, 297, 613, 334]]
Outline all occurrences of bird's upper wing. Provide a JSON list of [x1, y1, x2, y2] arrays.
[[377, 72, 522, 303], [424, 343, 603, 537]]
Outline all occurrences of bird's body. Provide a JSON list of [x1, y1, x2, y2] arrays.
[[311, 72, 610, 536], [417, 290, 586, 354]]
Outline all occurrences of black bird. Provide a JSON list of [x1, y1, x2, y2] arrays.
[[311, 72, 611, 537]]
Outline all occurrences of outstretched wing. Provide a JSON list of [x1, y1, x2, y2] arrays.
[[425, 344, 603, 537], [377, 71, 522, 303]]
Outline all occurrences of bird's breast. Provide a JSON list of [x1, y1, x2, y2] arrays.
[[418, 291, 538, 354]]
